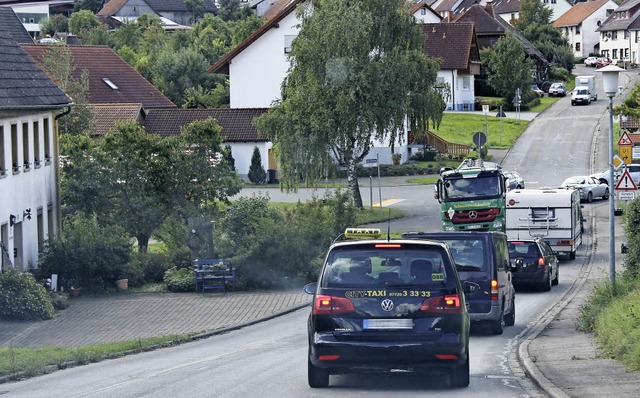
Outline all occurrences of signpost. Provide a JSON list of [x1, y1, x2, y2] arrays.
[[615, 168, 637, 216]]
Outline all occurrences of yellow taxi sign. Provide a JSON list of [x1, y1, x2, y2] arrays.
[[344, 228, 382, 238]]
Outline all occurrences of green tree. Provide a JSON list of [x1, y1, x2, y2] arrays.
[[60, 119, 243, 254], [39, 14, 68, 37], [481, 34, 533, 108], [513, 0, 573, 73], [68, 9, 101, 39], [218, 0, 248, 21], [254, 0, 444, 207], [184, 0, 206, 23], [74, 0, 104, 13], [151, 47, 214, 106], [40, 45, 94, 135], [248, 146, 266, 184]]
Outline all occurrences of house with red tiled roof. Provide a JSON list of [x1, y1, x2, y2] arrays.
[[454, 3, 551, 86], [554, 0, 617, 59], [421, 22, 481, 110], [96, 0, 217, 26], [411, 0, 443, 23], [492, 0, 573, 24], [0, 18, 73, 272], [21, 44, 176, 110], [90, 103, 146, 137], [143, 108, 274, 180]]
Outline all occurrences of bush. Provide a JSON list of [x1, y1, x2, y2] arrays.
[[0, 270, 55, 320], [163, 266, 194, 292], [38, 214, 132, 291], [128, 252, 174, 286], [624, 198, 640, 277], [549, 66, 571, 83]]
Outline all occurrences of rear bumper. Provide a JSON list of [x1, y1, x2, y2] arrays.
[[513, 270, 546, 284], [468, 304, 501, 323], [310, 333, 467, 371]]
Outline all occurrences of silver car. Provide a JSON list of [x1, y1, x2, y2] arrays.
[[548, 82, 566, 97], [560, 176, 609, 203], [504, 170, 525, 190], [592, 164, 640, 186]]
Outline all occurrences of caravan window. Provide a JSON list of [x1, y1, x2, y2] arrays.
[[531, 207, 555, 221]]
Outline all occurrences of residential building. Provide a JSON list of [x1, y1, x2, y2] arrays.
[[422, 22, 481, 111], [96, 0, 217, 26], [0, 0, 75, 38], [597, 0, 640, 63], [554, 0, 617, 59], [21, 44, 177, 109], [142, 108, 273, 181], [0, 16, 72, 272], [454, 3, 551, 85], [492, 0, 573, 24], [412, 0, 443, 23]]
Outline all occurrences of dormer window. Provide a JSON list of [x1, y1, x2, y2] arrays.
[[284, 35, 296, 54], [103, 78, 118, 90]]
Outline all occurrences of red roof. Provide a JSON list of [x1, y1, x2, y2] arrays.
[[90, 103, 145, 136], [21, 44, 176, 109], [421, 22, 479, 69], [143, 108, 269, 142]]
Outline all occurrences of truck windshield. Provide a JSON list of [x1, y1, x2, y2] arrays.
[[443, 175, 502, 200]]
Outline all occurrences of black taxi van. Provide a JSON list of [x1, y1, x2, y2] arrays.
[[304, 228, 477, 388]]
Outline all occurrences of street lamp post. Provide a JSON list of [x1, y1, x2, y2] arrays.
[[599, 65, 623, 285]]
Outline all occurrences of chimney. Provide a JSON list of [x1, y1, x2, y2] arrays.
[[485, 0, 494, 17]]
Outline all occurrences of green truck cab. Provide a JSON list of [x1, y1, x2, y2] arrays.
[[434, 159, 507, 232]]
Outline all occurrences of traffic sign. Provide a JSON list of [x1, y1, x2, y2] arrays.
[[615, 168, 638, 191], [620, 146, 632, 164], [613, 155, 625, 169], [472, 132, 487, 147], [617, 132, 633, 146], [365, 158, 378, 164], [619, 191, 636, 201]]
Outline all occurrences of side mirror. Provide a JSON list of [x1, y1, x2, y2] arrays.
[[303, 282, 317, 295], [462, 281, 481, 295]]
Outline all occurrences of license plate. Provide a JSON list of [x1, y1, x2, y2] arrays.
[[363, 319, 413, 330]]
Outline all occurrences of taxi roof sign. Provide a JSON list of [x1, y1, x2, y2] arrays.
[[615, 168, 638, 191], [344, 228, 382, 238]]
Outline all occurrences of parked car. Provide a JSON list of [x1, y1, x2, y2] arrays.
[[531, 84, 544, 97], [584, 57, 598, 67], [508, 239, 559, 291], [592, 164, 640, 186], [595, 57, 611, 68], [548, 82, 566, 97], [559, 176, 610, 203], [305, 228, 475, 388], [504, 170, 525, 190]]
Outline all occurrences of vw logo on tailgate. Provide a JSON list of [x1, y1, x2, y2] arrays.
[[381, 299, 394, 312]]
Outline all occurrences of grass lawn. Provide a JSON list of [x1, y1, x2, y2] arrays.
[[433, 112, 529, 150]]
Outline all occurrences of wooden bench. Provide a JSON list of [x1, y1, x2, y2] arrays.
[[193, 259, 237, 295]]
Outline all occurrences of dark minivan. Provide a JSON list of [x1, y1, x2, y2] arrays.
[[305, 229, 476, 388], [403, 231, 516, 335]]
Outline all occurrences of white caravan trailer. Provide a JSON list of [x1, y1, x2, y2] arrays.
[[505, 188, 583, 260]]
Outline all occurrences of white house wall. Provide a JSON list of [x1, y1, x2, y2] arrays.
[[0, 111, 59, 272], [438, 70, 475, 111], [227, 141, 272, 180], [8, 3, 49, 36], [542, 0, 573, 22], [600, 29, 631, 61], [413, 9, 442, 23], [229, 11, 300, 108]]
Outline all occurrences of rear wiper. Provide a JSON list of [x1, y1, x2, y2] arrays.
[[456, 264, 482, 271]]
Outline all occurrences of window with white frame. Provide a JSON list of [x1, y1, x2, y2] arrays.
[[33, 120, 40, 167], [11, 124, 18, 173], [22, 122, 29, 171], [43, 118, 51, 163], [0, 126, 5, 175], [612, 31, 618, 40], [462, 76, 470, 91]]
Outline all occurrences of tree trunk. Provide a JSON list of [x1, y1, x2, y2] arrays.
[[347, 159, 363, 208], [137, 234, 149, 254]]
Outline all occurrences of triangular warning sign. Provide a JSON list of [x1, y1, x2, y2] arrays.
[[617, 132, 633, 146], [615, 169, 638, 191]]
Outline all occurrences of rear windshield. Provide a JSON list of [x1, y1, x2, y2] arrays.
[[322, 245, 453, 288], [438, 238, 487, 272], [509, 241, 540, 258]]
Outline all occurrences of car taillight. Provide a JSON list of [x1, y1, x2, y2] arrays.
[[420, 294, 462, 313], [538, 257, 546, 268], [491, 279, 499, 301], [313, 295, 355, 315]]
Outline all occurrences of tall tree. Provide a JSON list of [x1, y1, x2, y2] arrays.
[[481, 34, 533, 108], [513, 0, 573, 73], [60, 119, 243, 253], [184, 0, 206, 23], [254, 0, 444, 207], [248, 146, 267, 184]]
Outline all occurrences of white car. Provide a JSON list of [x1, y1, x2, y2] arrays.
[[585, 57, 598, 67], [560, 176, 609, 203], [591, 164, 640, 186]]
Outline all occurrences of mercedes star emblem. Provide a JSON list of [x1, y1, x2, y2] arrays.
[[468, 210, 478, 219]]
